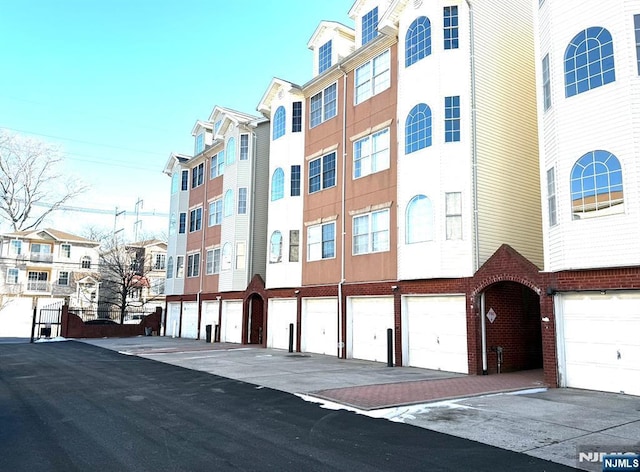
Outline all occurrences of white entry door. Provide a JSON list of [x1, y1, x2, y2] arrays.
[[557, 292, 640, 396], [221, 300, 243, 344], [301, 298, 337, 356], [349, 297, 394, 362], [403, 296, 468, 373], [267, 298, 297, 350], [165, 303, 181, 337], [181, 302, 199, 339]]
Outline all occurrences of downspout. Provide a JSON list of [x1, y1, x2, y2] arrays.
[[197, 154, 208, 338], [465, 0, 487, 374], [338, 64, 348, 359]]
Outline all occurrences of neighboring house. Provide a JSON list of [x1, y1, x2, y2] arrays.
[[162, 0, 640, 397], [533, 0, 640, 395], [0, 228, 100, 337], [163, 106, 270, 340], [125, 239, 168, 310]]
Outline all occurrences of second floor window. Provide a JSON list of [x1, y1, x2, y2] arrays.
[[187, 253, 200, 277], [6, 268, 18, 284], [176, 256, 184, 278], [309, 152, 336, 193], [310, 83, 337, 128], [81, 256, 91, 269], [444, 96, 461, 142], [209, 199, 222, 226], [189, 208, 202, 232], [445, 192, 463, 240], [406, 103, 432, 154], [224, 189, 234, 217], [60, 244, 71, 258], [270, 231, 283, 263], [10, 240, 21, 255], [354, 128, 389, 178], [307, 222, 335, 261], [206, 248, 221, 275], [353, 209, 390, 255], [291, 165, 301, 196]]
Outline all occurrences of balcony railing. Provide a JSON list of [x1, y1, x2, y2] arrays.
[[26, 281, 51, 292], [28, 252, 53, 263]]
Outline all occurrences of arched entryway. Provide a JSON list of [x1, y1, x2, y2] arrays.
[[480, 281, 543, 374], [246, 294, 265, 345]]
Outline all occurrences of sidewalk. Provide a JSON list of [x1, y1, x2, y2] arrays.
[[79, 336, 640, 471]]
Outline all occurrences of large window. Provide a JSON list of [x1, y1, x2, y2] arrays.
[[406, 195, 434, 243], [273, 106, 286, 140], [355, 50, 390, 104], [238, 187, 247, 215], [307, 222, 335, 261], [445, 192, 462, 240], [240, 134, 249, 160], [226, 137, 236, 165], [292, 102, 302, 133], [362, 6, 379, 45], [309, 152, 336, 193], [444, 96, 460, 143], [206, 248, 221, 275], [405, 103, 432, 154], [187, 253, 200, 277], [221, 243, 232, 271], [542, 54, 552, 111], [406, 16, 432, 67], [310, 83, 337, 128], [191, 162, 204, 188], [210, 151, 225, 179], [570, 150, 623, 219], [443, 6, 459, 50], [27, 271, 48, 291], [189, 207, 202, 232], [547, 167, 557, 227], [224, 189, 234, 217], [271, 168, 285, 201], [564, 27, 615, 97], [290, 165, 301, 196], [319, 40, 332, 74], [353, 209, 390, 255], [354, 128, 390, 178], [208, 199, 222, 226], [270, 231, 283, 263]]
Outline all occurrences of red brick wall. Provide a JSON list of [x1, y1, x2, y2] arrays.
[[61, 307, 162, 339]]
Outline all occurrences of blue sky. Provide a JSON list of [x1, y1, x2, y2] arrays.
[[0, 0, 352, 237]]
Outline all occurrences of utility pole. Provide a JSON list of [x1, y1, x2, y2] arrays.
[[113, 207, 126, 242], [133, 198, 143, 242]]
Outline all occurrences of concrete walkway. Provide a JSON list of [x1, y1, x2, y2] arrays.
[[78, 336, 640, 471]]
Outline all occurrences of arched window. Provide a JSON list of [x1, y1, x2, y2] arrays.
[[81, 256, 91, 269], [406, 195, 434, 243], [226, 137, 236, 165], [224, 189, 234, 217], [273, 106, 286, 140], [221, 243, 232, 271], [405, 16, 431, 67], [570, 150, 623, 218], [564, 27, 615, 97], [271, 168, 285, 201], [269, 231, 283, 263], [405, 103, 432, 154]]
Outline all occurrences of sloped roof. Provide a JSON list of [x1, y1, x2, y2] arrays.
[[2, 228, 100, 245]]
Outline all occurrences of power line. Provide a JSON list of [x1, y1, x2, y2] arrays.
[[31, 201, 169, 218]]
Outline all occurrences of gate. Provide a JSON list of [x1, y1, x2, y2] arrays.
[[30, 301, 63, 342]]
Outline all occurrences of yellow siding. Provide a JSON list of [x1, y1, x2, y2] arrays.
[[473, 0, 543, 269]]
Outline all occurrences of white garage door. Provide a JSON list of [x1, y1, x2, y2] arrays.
[[221, 300, 243, 344], [349, 297, 394, 362], [0, 298, 34, 338], [301, 298, 337, 356], [403, 296, 468, 374], [200, 301, 219, 341], [267, 299, 297, 350], [165, 303, 181, 337], [558, 292, 640, 396], [181, 302, 199, 339]]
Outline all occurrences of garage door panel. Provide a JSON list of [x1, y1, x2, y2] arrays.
[[350, 297, 394, 363], [222, 301, 243, 344], [405, 296, 468, 374], [181, 302, 199, 339], [268, 299, 297, 350], [560, 292, 640, 396], [165, 303, 181, 337], [302, 298, 337, 356]]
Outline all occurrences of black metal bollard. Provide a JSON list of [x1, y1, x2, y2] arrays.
[[205, 324, 212, 343], [387, 328, 393, 367], [288, 323, 294, 353]]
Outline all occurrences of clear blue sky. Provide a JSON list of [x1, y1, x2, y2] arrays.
[[0, 0, 352, 237]]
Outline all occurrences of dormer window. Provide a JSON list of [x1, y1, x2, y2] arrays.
[[319, 40, 332, 74], [195, 132, 204, 155], [362, 7, 379, 46], [214, 120, 222, 135]]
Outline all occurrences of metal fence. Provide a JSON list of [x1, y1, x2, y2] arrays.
[[32, 301, 64, 340], [68, 305, 153, 324]]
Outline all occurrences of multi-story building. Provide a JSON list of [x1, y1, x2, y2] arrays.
[[164, 106, 270, 341], [124, 239, 167, 310], [534, 0, 640, 395], [0, 228, 100, 337]]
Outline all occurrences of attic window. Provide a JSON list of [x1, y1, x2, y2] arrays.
[[362, 7, 379, 46], [319, 40, 332, 74]]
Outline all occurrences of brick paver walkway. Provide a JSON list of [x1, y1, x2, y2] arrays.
[[312, 369, 546, 410]]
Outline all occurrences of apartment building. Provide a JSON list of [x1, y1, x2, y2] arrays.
[[0, 228, 100, 337], [534, 0, 640, 395], [164, 107, 270, 341]]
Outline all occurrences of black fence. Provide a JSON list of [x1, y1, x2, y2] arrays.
[[32, 301, 64, 341]]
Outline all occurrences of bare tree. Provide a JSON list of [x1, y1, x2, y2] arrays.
[[98, 238, 160, 324], [0, 130, 87, 231]]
